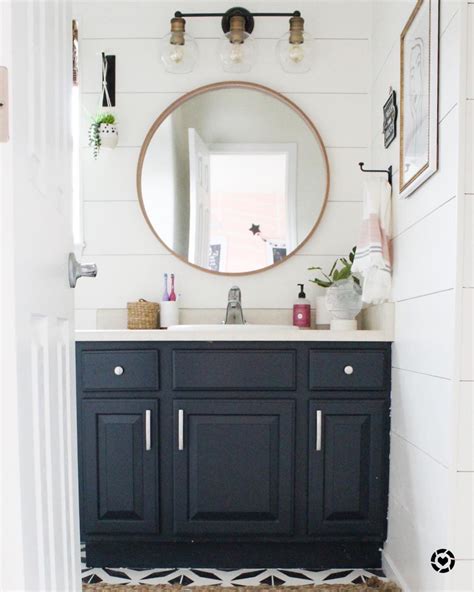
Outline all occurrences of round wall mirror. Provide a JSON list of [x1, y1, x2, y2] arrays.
[[137, 82, 330, 275]]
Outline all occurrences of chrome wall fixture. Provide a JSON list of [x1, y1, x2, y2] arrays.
[[160, 6, 314, 74]]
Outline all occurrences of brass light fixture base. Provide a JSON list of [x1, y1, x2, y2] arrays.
[[170, 16, 186, 45], [289, 15, 305, 45], [228, 15, 246, 44], [221, 7, 255, 35]]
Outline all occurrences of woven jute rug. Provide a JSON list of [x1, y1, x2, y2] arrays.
[[83, 577, 401, 592]]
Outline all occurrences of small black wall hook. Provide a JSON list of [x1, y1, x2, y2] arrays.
[[358, 162, 393, 186]]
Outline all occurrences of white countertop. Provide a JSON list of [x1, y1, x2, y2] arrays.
[[75, 328, 393, 342]]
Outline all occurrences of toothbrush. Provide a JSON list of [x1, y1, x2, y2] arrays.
[[169, 273, 177, 301], [162, 273, 169, 302]]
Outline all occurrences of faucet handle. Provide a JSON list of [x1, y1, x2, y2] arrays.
[[228, 285, 241, 302]]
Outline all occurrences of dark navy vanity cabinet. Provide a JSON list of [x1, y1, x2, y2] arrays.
[[76, 341, 391, 569]]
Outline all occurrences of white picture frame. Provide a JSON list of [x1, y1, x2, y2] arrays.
[[399, 0, 439, 199]]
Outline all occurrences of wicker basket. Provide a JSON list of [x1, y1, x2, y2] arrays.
[[127, 299, 159, 330]]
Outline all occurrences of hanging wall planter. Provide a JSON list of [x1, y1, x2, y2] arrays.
[[88, 52, 118, 159], [88, 112, 118, 159], [99, 120, 118, 149]]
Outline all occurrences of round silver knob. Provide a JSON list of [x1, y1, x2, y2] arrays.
[[344, 365, 354, 375], [114, 366, 124, 376]]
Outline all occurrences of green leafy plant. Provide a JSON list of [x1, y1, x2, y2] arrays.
[[308, 246, 360, 288], [88, 112, 116, 159]]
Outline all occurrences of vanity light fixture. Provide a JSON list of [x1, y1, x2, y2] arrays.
[[219, 12, 257, 73], [160, 7, 312, 74], [276, 14, 314, 73], [160, 16, 199, 74]]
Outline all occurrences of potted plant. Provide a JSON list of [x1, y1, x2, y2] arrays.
[[88, 112, 118, 158], [308, 246, 362, 330]]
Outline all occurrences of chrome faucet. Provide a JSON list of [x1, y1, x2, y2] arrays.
[[225, 285, 245, 325]]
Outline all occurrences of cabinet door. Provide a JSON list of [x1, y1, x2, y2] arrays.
[[82, 399, 158, 534], [173, 399, 294, 535], [308, 400, 386, 536]]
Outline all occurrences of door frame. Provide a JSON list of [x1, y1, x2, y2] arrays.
[[209, 142, 298, 252]]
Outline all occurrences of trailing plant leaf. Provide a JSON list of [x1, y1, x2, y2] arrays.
[[88, 121, 101, 159], [349, 246, 356, 263], [310, 278, 333, 288]]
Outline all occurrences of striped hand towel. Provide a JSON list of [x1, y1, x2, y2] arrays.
[[352, 178, 392, 304]]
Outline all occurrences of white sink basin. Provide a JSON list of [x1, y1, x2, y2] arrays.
[[167, 324, 298, 332]]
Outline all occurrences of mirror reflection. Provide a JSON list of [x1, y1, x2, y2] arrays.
[[139, 84, 329, 274]]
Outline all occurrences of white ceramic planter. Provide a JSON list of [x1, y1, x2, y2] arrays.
[[325, 279, 362, 330], [99, 123, 118, 149]]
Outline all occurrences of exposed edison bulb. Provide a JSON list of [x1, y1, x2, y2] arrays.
[[219, 36, 256, 72], [229, 43, 244, 64], [219, 15, 256, 73], [160, 17, 198, 74], [277, 15, 314, 73], [169, 45, 185, 64], [288, 43, 305, 64]]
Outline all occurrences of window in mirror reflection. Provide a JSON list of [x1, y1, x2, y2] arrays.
[[188, 130, 297, 272]]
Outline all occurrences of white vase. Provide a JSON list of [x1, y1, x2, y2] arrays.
[[325, 279, 362, 330], [99, 123, 118, 149]]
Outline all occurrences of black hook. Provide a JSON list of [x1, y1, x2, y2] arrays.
[[358, 162, 393, 186]]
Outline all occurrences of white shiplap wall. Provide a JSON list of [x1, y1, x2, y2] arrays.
[[73, 0, 371, 328], [454, 2, 474, 589], [370, 1, 473, 591]]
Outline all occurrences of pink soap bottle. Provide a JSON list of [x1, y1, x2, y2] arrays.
[[293, 284, 311, 328]]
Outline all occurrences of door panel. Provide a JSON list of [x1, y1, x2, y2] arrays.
[[173, 399, 294, 535], [308, 400, 386, 536], [82, 400, 158, 534], [1, 1, 81, 589], [188, 128, 210, 267]]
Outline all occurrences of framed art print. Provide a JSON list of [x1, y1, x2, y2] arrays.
[[399, 0, 439, 198]]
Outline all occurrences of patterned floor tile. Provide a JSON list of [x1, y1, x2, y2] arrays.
[[80, 545, 386, 587]]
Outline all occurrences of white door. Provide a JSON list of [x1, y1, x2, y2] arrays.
[[1, 1, 81, 591], [188, 128, 211, 267]]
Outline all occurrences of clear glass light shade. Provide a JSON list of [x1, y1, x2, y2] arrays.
[[276, 31, 314, 73], [219, 32, 257, 73], [160, 33, 198, 74]]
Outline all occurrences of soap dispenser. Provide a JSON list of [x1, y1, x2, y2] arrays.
[[293, 284, 311, 328]]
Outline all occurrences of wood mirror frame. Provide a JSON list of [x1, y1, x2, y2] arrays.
[[136, 81, 330, 276]]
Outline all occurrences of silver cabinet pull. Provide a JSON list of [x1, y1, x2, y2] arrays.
[[178, 409, 184, 451], [316, 410, 322, 451], [114, 366, 124, 376], [145, 409, 151, 451], [344, 365, 354, 375]]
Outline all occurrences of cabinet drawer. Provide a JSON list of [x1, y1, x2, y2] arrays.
[[81, 350, 159, 391], [309, 350, 387, 391], [172, 349, 296, 391]]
